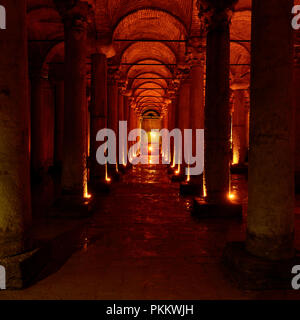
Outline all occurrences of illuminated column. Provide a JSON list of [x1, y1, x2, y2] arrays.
[[128, 106, 136, 159], [124, 97, 129, 122], [194, 0, 241, 216], [118, 90, 126, 166], [90, 53, 107, 182], [168, 101, 175, 131], [61, 2, 90, 196], [244, 90, 250, 159], [0, 0, 31, 257], [188, 38, 205, 136], [231, 90, 247, 165], [202, 2, 232, 201], [108, 69, 119, 168], [294, 35, 300, 193], [163, 113, 168, 129], [168, 99, 177, 167], [178, 78, 191, 168], [118, 91, 125, 121], [185, 37, 205, 190]]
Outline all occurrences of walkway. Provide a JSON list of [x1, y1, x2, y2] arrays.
[[0, 165, 300, 299]]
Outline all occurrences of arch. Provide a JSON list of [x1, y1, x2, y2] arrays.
[[142, 109, 161, 118], [41, 41, 64, 78]]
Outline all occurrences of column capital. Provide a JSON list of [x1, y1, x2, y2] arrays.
[[197, 0, 237, 31], [118, 79, 128, 94], [107, 66, 121, 85], [175, 64, 191, 84], [55, 0, 92, 31], [186, 36, 205, 66]]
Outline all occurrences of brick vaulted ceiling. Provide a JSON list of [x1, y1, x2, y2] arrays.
[[27, 0, 253, 114]]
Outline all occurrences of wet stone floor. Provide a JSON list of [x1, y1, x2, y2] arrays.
[[1, 164, 300, 299]]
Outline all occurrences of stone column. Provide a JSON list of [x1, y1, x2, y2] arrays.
[[53, 80, 64, 169], [118, 91, 125, 122], [231, 90, 247, 165], [107, 69, 119, 170], [244, 90, 250, 160], [49, 65, 65, 170], [118, 91, 127, 166], [194, 0, 241, 217], [202, 1, 233, 202], [171, 78, 190, 181], [124, 97, 129, 122], [61, 2, 90, 196], [168, 99, 176, 167], [90, 53, 107, 183], [168, 101, 175, 131], [181, 37, 205, 193], [128, 106, 136, 159], [0, 0, 31, 257], [163, 113, 168, 129], [30, 70, 49, 176], [294, 34, 300, 193], [223, 1, 295, 289], [178, 79, 191, 165], [246, 0, 295, 260]]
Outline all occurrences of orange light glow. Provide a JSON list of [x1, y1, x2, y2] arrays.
[[175, 164, 180, 175], [228, 193, 235, 200], [171, 160, 176, 168], [105, 163, 111, 183], [232, 150, 239, 165], [84, 184, 92, 199], [186, 166, 190, 182], [203, 173, 207, 197]]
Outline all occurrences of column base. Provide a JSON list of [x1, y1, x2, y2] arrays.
[[222, 241, 300, 290], [171, 173, 186, 182], [230, 164, 248, 175], [0, 248, 48, 289], [89, 180, 111, 194], [192, 197, 243, 218], [118, 165, 128, 174], [112, 170, 122, 182], [0, 217, 88, 289], [108, 167, 122, 182], [167, 167, 176, 175], [180, 181, 202, 196], [49, 194, 94, 218]]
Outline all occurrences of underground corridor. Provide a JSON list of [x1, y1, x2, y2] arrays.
[[1, 0, 300, 300]]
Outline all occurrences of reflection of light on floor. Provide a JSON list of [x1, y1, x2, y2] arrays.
[[105, 163, 111, 182], [84, 183, 92, 199], [186, 166, 190, 182]]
